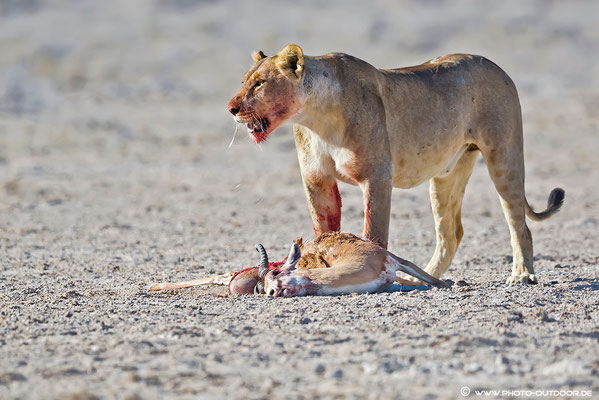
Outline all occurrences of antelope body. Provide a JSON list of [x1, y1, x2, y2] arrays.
[[148, 232, 449, 297]]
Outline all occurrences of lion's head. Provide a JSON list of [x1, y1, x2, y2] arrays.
[[228, 45, 305, 143]]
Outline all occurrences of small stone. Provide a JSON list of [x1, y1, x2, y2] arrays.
[[0, 372, 26, 384], [465, 363, 483, 374], [260, 377, 275, 391], [542, 280, 559, 287], [362, 363, 378, 375], [314, 364, 326, 375], [504, 310, 523, 323], [61, 291, 83, 299], [537, 310, 553, 322], [331, 369, 344, 379], [495, 355, 512, 374], [496, 354, 509, 365], [418, 366, 430, 374]]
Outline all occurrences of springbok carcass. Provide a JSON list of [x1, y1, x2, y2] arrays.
[[147, 232, 450, 297]]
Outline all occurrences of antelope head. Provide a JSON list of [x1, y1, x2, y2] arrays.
[[263, 242, 312, 297]]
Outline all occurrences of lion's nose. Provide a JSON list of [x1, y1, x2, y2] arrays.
[[228, 102, 240, 115]]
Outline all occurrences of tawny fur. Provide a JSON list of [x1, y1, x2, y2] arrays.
[[264, 233, 450, 297], [228, 45, 565, 284], [295, 234, 400, 288]]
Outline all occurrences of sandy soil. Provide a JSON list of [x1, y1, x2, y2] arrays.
[[1, 0, 598, 398]]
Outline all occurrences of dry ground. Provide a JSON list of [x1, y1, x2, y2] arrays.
[[1, 1, 598, 399]]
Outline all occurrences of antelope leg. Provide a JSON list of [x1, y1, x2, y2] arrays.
[[147, 272, 234, 291], [388, 254, 451, 288], [394, 276, 422, 286]]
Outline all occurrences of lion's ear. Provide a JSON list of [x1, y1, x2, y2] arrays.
[[252, 50, 266, 63], [276, 44, 304, 77]]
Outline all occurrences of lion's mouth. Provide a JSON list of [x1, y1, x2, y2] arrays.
[[247, 118, 270, 135], [234, 114, 273, 143]]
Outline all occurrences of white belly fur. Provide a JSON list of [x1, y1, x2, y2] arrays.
[[316, 258, 397, 295]]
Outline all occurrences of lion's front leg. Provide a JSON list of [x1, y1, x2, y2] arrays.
[[294, 124, 342, 237], [302, 175, 342, 236], [359, 173, 392, 249]]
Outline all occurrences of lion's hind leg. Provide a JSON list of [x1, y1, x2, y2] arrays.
[[423, 148, 479, 279], [480, 143, 536, 284]]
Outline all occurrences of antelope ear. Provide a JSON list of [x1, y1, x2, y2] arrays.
[[276, 44, 304, 77], [293, 237, 303, 248], [283, 243, 301, 268], [252, 50, 266, 63]]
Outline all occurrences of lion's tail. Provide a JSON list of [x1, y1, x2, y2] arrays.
[[525, 188, 565, 222]]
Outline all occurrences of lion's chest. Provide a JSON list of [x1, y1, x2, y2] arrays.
[[331, 147, 362, 184], [309, 136, 363, 185]]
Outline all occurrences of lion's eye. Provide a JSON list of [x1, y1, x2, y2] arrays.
[[254, 80, 265, 89]]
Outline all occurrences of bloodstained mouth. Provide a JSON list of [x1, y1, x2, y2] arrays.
[[247, 118, 270, 143], [247, 119, 269, 134]]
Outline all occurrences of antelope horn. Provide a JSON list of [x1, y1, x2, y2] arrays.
[[255, 243, 269, 279], [283, 243, 301, 268], [254, 281, 265, 295]]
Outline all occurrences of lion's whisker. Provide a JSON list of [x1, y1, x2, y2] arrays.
[[229, 124, 240, 148]]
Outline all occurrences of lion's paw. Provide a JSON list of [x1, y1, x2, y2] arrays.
[[506, 273, 537, 285]]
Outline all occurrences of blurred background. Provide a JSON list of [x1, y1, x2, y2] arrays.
[[0, 0, 598, 272], [1, 1, 598, 398]]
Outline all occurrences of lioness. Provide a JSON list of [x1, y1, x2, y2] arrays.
[[228, 45, 564, 284]]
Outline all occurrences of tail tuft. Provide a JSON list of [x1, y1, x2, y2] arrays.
[[548, 187, 565, 210], [525, 187, 565, 221]]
